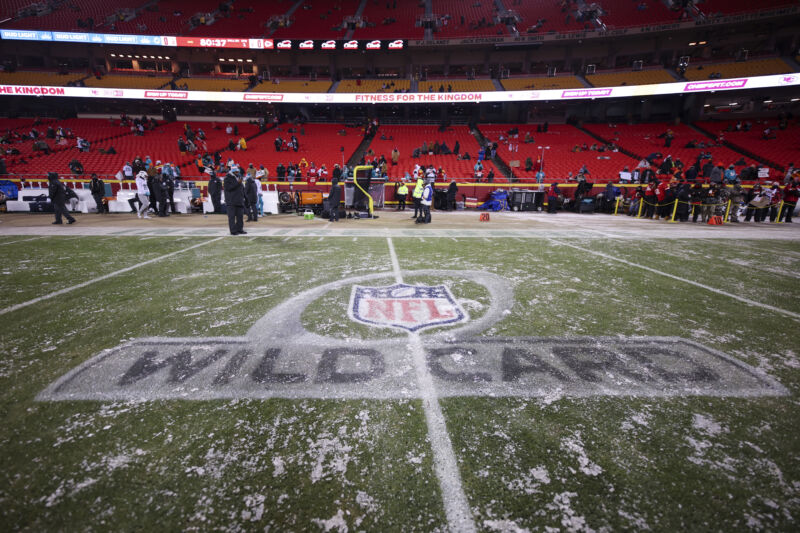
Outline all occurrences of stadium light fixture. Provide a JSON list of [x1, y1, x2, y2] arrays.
[[110, 53, 115, 57], [764, 99, 773, 103], [792, 98, 800, 102], [164, 56, 170, 59], [127, 55, 132, 58], [698, 41, 707, 45], [688, 42, 696, 46], [157, 56, 163, 59], [246, 59, 253, 63], [237, 59, 243, 62]]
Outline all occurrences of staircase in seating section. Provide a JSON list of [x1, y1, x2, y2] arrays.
[[472, 126, 513, 181], [689, 123, 782, 172]]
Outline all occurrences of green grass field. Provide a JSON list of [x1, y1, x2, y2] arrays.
[[1, 232, 798, 531]]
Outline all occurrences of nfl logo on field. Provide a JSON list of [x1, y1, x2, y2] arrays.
[[349, 284, 468, 332]]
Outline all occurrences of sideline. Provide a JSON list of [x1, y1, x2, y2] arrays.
[[0, 236, 44, 246], [0, 237, 224, 316], [552, 239, 800, 320], [386, 237, 477, 533]]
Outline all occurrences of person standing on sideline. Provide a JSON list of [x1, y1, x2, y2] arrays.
[[396, 180, 408, 211], [47, 172, 76, 225], [208, 171, 222, 213], [447, 180, 458, 211], [135, 170, 151, 219], [417, 178, 434, 224], [411, 176, 424, 219], [224, 169, 245, 235], [328, 177, 342, 222], [90, 173, 106, 214], [244, 174, 258, 222], [781, 178, 798, 222]]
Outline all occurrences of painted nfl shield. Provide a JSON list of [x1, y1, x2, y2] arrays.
[[349, 284, 469, 332]]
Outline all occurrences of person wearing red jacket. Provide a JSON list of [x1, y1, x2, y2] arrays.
[[656, 178, 670, 218], [781, 178, 798, 223], [643, 180, 658, 218]]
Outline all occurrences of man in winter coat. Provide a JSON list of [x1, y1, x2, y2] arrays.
[[416, 178, 434, 224], [208, 171, 222, 213], [47, 172, 76, 225], [224, 169, 245, 235], [90, 173, 106, 214], [244, 175, 259, 222], [447, 181, 458, 211], [328, 177, 342, 222]]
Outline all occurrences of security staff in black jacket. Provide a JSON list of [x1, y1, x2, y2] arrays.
[[157, 174, 170, 217], [244, 175, 258, 222], [146, 173, 159, 214], [165, 173, 176, 214], [208, 171, 222, 213], [224, 169, 246, 235], [90, 173, 106, 213], [47, 172, 76, 224]]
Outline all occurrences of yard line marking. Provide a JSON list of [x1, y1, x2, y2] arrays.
[[0, 237, 224, 316], [0, 236, 43, 246], [553, 239, 800, 320], [386, 237, 477, 533]]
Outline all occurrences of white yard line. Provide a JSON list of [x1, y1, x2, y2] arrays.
[[0, 237, 224, 316], [553, 239, 800, 320], [386, 237, 476, 533], [0, 236, 43, 246]]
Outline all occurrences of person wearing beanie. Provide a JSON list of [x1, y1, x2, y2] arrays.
[[47, 172, 76, 225]]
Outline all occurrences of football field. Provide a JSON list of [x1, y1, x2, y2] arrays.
[[0, 211, 799, 532]]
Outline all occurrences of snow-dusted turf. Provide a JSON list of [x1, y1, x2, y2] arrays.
[[1, 212, 799, 531]]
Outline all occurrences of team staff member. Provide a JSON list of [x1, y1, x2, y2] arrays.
[[208, 171, 222, 213], [328, 177, 342, 222], [90, 173, 106, 214], [416, 178, 434, 224], [244, 174, 259, 222], [224, 169, 245, 235], [411, 176, 424, 219], [396, 180, 408, 211], [135, 170, 151, 219], [47, 172, 76, 225]]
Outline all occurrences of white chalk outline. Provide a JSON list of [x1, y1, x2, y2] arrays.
[[0, 236, 44, 246], [552, 239, 800, 320], [0, 237, 224, 316], [387, 237, 477, 533]]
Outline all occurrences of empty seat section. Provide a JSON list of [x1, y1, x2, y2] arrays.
[[336, 80, 412, 93], [697, 0, 791, 15], [226, 124, 364, 178], [253, 80, 332, 93], [582, 122, 755, 175], [430, 0, 503, 38], [697, 119, 799, 172], [83, 74, 172, 89], [418, 79, 497, 92], [599, 0, 682, 28], [481, 124, 637, 182], [366, 125, 497, 181], [0, 71, 85, 87], [272, 0, 359, 39], [112, 0, 221, 35], [180, 77, 250, 91], [2, 0, 148, 31], [510, 1, 589, 35], [683, 58, 795, 81], [352, 0, 424, 39], [501, 76, 585, 91], [586, 69, 676, 87], [187, 2, 289, 37]]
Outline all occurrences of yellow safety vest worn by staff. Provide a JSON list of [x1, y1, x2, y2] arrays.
[[397, 183, 409, 196], [412, 178, 424, 199]]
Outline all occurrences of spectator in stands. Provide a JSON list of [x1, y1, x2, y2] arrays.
[[69, 159, 84, 176], [33, 139, 51, 154], [740, 164, 757, 181], [762, 127, 776, 140], [619, 166, 632, 184], [77, 137, 90, 152], [178, 137, 187, 152], [723, 165, 738, 184], [239, 137, 247, 151], [710, 164, 724, 185]]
